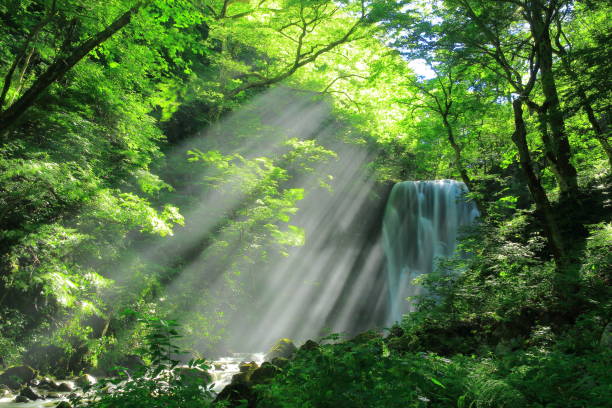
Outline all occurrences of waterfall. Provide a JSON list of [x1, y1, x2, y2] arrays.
[[382, 180, 479, 324]]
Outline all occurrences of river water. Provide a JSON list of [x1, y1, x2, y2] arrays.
[[0, 353, 264, 407]]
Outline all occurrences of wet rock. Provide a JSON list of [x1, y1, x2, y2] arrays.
[[231, 362, 258, 385], [250, 362, 280, 385], [299, 339, 319, 352], [0, 383, 11, 396], [19, 386, 41, 400], [39, 377, 60, 390], [56, 382, 74, 392], [14, 395, 30, 403], [239, 361, 259, 373], [56, 401, 73, 408], [47, 392, 60, 398], [76, 374, 96, 388], [265, 338, 297, 361], [0, 365, 37, 389]]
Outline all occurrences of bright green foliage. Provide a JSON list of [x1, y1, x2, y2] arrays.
[[0, 0, 610, 405], [72, 310, 215, 408]]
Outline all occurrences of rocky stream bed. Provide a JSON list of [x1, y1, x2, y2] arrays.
[[0, 339, 300, 408]]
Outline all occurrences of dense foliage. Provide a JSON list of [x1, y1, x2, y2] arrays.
[[0, 0, 609, 406]]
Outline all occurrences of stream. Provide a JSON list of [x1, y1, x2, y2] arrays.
[[0, 353, 264, 408]]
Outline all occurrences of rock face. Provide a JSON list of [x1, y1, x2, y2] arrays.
[[0, 365, 37, 389], [265, 338, 297, 361]]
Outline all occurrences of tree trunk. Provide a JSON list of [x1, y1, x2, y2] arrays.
[[0, 4, 141, 135], [442, 115, 486, 215], [531, 15, 579, 198], [511, 98, 565, 264]]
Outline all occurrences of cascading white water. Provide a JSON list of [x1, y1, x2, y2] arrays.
[[382, 180, 479, 324]]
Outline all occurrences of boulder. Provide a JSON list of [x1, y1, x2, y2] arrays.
[[14, 395, 30, 403], [38, 377, 60, 390], [0, 365, 37, 389], [231, 362, 258, 385], [75, 374, 96, 388], [56, 401, 73, 408], [265, 338, 297, 361], [250, 362, 280, 385], [56, 382, 75, 392], [19, 386, 41, 401], [47, 392, 60, 398], [239, 361, 259, 373]]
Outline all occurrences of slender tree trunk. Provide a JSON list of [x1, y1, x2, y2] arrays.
[[0, 1, 57, 110], [441, 115, 486, 215], [534, 107, 564, 183], [9, 47, 36, 105], [0, 4, 141, 135], [511, 98, 565, 263], [532, 17, 578, 197]]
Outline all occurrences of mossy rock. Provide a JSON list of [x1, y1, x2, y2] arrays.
[[299, 339, 319, 352], [270, 357, 289, 369], [0, 365, 37, 389], [231, 362, 259, 385], [250, 362, 280, 385], [265, 338, 297, 361]]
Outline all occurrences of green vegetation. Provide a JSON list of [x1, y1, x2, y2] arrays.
[[0, 0, 610, 407]]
